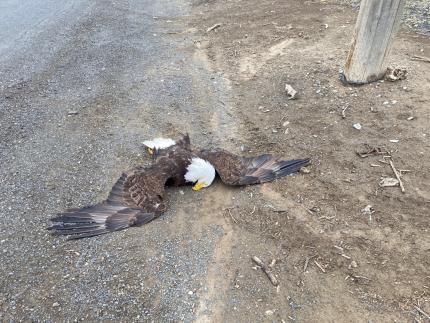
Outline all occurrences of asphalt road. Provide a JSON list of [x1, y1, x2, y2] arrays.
[[0, 0, 236, 321]]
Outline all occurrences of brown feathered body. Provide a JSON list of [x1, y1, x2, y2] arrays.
[[48, 135, 309, 239]]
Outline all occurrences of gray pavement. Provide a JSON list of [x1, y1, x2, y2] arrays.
[[0, 0, 236, 321]]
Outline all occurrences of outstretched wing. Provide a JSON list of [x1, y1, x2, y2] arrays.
[[48, 166, 167, 239], [198, 149, 309, 186]]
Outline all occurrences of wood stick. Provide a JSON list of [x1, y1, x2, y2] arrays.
[[410, 55, 430, 63], [314, 260, 326, 273], [251, 256, 279, 286], [414, 306, 430, 320], [389, 160, 405, 193], [303, 254, 317, 272], [206, 23, 221, 33]]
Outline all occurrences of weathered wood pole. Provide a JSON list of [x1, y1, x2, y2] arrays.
[[342, 0, 406, 84]]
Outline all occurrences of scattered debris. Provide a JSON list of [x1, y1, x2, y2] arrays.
[[349, 261, 358, 269], [285, 84, 297, 100], [269, 259, 277, 268], [313, 260, 326, 273], [379, 177, 400, 188], [357, 144, 390, 158], [353, 123, 362, 130], [265, 310, 274, 316], [361, 205, 375, 221], [309, 206, 320, 213], [384, 67, 407, 81], [389, 160, 406, 193], [303, 254, 317, 272], [206, 23, 221, 33], [300, 167, 310, 174], [414, 305, 430, 321], [341, 105, 349, 118], [251, 256, 279, 286], [410, 55, 430, 63]]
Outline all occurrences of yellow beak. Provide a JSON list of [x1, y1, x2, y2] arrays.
[[192, 182, 206, 191], [147, 147, 154, 155]]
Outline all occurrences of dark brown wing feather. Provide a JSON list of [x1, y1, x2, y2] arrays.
[[198, 148, 309, 186], [48, 148, 194, 239]]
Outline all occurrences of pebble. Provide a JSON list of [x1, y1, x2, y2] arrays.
[[52, 302, 60, 307], [300, 167, 310, 174], [353, 123, 362, 130], [350, 261, 358, 268]]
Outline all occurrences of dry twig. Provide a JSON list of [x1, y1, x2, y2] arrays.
[[303, 254, 317, 272], [414, 305, 430, 321], [389, 160, 405, 193], [314, 260, 326, 273], [206, 23, 221, 33], [251, 256, 279, 286], [341, 105, 349, 119], [410, 55, 430, 63]]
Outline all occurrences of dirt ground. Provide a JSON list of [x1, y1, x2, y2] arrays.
[[1, 0, 429, 322], [184, 0, 430, 322]]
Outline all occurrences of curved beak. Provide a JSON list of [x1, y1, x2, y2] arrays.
[[147, 147, 154, 155]]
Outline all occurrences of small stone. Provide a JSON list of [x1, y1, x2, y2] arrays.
[[300, 167, 310, 174], [350, 261, 358, 268], [265, 310, 274, 316], [67, 110, 78, 116], [52, 302, 60, 307], [282, 121, 290, 127], [389, 139, 399, 143], [188, 291, 193, 295], [407, 116, 414, 121], [353, 123, 362, 130]]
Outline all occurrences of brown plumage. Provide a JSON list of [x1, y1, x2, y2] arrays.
[[48, 144, 196, 239], [48, 135, 309, 239], [197, 148, 309, 186]]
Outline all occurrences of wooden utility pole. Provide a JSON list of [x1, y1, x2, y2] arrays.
[[342, 0, 406, 84]]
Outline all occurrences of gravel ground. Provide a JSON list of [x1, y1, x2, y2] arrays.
[[1, 0, 429, 322], [0, 0, 236, 321], [338, 0, 430, 34]]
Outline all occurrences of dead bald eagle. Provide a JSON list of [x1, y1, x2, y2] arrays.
[[48, 134, 309, 239]]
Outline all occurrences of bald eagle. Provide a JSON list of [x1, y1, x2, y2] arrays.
[[48, 134, 309, 239]]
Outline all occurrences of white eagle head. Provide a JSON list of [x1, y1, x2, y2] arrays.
[[142, 137, 176, 155], [184, 158, 216, 191]]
